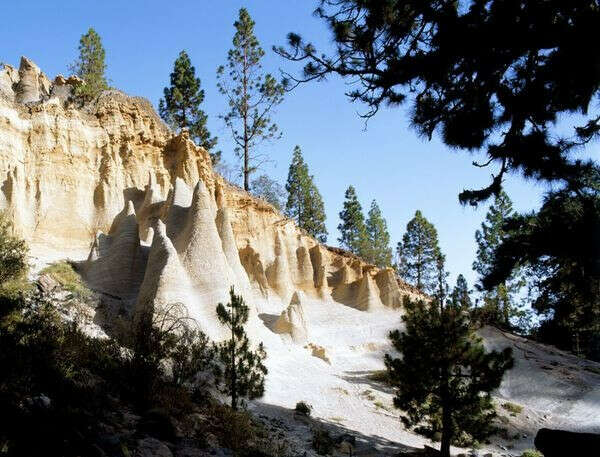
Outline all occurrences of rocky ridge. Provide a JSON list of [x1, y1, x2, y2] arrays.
[[0, 57, 418, 339]]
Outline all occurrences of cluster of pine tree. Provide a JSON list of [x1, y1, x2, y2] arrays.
[[337, 185, 393, 267], [285, 146, 328, 242]]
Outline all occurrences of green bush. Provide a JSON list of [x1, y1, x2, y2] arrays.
[[295, 401, 312, 416]]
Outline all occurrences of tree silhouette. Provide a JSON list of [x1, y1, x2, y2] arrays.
[[276, 1, 600, 205]]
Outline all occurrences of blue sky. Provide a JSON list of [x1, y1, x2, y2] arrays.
[[3, 0, 587, 290]]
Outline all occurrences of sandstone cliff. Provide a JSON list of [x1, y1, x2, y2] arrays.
[[0, 57, 419, 337]]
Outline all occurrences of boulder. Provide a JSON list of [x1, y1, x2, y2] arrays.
[[134, 438, 173, 457], [534, 428, 600, 457]]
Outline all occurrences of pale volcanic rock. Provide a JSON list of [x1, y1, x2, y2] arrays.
[[239, 243, 269, 298], [374, 268, 404, 309], [134, 219, 192, 327], [2, 58, 598, 453], [164, 178, 193, 241], [16, 56, 50, 104], [266, 230, 294, 301], [84, 201, 147, 300], [0, 56, 419, 326], [295, 242, 315, 293], [0, 63, 19, 102], [138, 172, 163, 241], [356, 271, 384, 311], [273, 291, 308, 343], [216, 207, 252, 295]]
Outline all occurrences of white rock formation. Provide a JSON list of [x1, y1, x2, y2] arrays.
[[273, 292, 308, 343], [84, 201, 147, 300], [0, 57, 419, 331], [0, 58, 598, 454]]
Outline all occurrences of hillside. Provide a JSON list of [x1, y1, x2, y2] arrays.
[[1, 57, 599, 456]]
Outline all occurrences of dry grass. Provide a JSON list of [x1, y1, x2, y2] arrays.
[[501, 402, 523, 415], [40, 261, 92, 300]]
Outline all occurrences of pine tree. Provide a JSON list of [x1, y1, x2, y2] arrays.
[[451, 274, 472, 309], [473, 191, 523, 327], [285, 146, 328, 242], [214, 287, 267, 410], [385, 292, 513, 457], [337, 186, 367, 256], [159, 50, 218, 158], [276, 2, 600, 206], [397, 210, 441, 294], [69, 28, 108, 103], [217, 8, 285, 190], [364, 200, 393, 268]]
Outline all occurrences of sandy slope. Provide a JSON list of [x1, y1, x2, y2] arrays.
[[31, 248, 600, 456], [252, 294, 600, 455]]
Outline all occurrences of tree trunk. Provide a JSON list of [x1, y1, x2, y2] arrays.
[[440, 388, 452, 457], [231, 307, 238, 410], [242, 41, 249, 191], [244, 141, 249, 191], [439, 313, 452, 457]]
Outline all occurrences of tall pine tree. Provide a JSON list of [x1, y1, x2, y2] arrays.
[[385, 293, 513, 457], [214, 287, 267, 410], [337, 186, 367, 256], [473, 191, 523, 328], [387, 256, 511, 457], [364, 200, 393, 268], [69, 28, 108, 103], [285, 146, 327, 242], [397, 210, 441, 294], [451, 274, 472, 309], [217, 8, 285, 190], [159, 51, 218, 161]]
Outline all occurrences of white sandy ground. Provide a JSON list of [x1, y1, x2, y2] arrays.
[[30, 249, 600, 456]]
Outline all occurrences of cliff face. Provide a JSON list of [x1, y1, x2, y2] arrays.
[[0, 57, 417, 337]]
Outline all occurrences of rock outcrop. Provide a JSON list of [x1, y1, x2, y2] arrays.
[[273, 292, 308, 343], [0, 57, 421, 338]]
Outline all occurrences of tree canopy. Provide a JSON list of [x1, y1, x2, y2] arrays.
[[483, 178, 600, 359], [251, 174, 286, 211], [397, 210, 442, 294], [364, 199, 393, 267], [337, 185, 367, 255], [276, 1, 600, 205], [386, 294, 513, 456], [218, 8, 285, 190], [285, 146, 328, 242], [69, 27, 108, 102], [214, 287, 268, 410], [473, 191, 524, 328], [159, 51, 218, 158]]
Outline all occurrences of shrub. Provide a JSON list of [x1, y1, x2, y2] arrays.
[[521, 450, 543, 457], [367, 369, 391, 384], [295, 401, 312, 416], [312, 428, 334, 455], [0, 212, 28, 287], [130, 302, 214, 409], [502, 402, 523, 415], [206, 402, 257, 452]]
